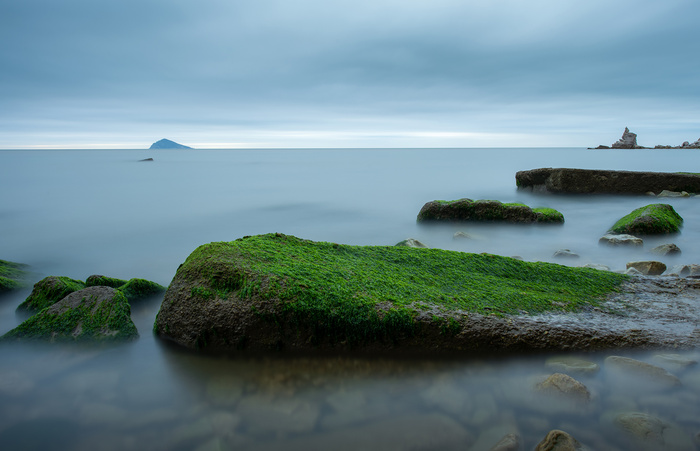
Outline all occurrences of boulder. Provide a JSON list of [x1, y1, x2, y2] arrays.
[[598, 234, 643, 247], [536, 373, 590, 402], [1, 286, 138, 342], [116, 278, 166, 303], [395, 238, 427, 248], [515, 168, 700, 194], [626, 261, 666, 276], [16, 276, 86, 314], [0, 259, 32, 293], [534, 430, 586, 451], [86, 275, 128, 289], [417, 199, 564, 223], [650, 243, 681, 256], [608, 204, 682, 235], [553, 249, 579, 259], [611, 127, 641, 149], [604, 356, 681, 387]]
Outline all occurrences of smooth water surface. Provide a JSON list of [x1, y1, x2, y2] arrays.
[[1, 148, 699, 449]]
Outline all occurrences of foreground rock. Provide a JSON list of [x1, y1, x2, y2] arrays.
[[1, 286, 138, 342], [149, 138, 192, 149], [516, 168, 700, 194], [417, 199, 564, 223], [608, 204, 683, 235], [0, 259, 33, 293], [626, 261, 667, 276], [154, 233, 700, 354]]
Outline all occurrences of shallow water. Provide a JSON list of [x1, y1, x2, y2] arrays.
[[1, 148, 700, 449]]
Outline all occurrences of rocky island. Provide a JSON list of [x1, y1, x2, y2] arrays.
[[149, 138, 192, 149], [593, 127, 700, 149]]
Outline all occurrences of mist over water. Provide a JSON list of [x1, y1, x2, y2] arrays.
[[1, 148, 700, 450]]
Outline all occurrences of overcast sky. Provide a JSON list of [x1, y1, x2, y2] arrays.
[[1, 0, 698, 148]]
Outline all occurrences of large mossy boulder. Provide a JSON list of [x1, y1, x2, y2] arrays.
[[154, 233, 627, 353], [1, 286, 138, 343], [417, 199, 564, 223], [609, 204, 683, 235], [0, 259, 32, 293], [16, 276, 86, 314]]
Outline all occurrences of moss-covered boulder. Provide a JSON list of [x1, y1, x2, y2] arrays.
[[609, 204, 683, 235], [16, 276, 86, 314], [85, 274, 128, 289], [0, 259, 32, 293], [417, 199, 564, 223], [116, 278, 165, 303], [1, 286, 138, 342], [154, 233, 631, 354]]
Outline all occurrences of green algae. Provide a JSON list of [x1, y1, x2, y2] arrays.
[[85, 275, 128, 289], [417, 198, 564, 223], [0, 259, 32, 292], [167, 233, 626, 347], [116, 278, 166, 303], [609, 204, 683, 235], [17, 276, 86, 314]]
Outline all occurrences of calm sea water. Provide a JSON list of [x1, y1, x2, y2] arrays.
[[1, 148, 699, 450]]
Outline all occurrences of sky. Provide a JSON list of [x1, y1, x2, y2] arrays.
[[1, 0, 699, 149]]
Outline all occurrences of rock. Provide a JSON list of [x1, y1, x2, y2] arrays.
[[579, 264, 610, 271], [667, 264, 700, 277], [545, 356, 600, 375], [16, 275, 86, 314], [598, 234, 643, 247], [86, 275, 128, 288], [608, 204, 683, 235], [515, 168, 700, 195], [657, 190, 690, 198], [139, 158, 154, 162], [613, 412, 666, 448], [417, 199, 564, 223], [534, 429, 586, 450], [553, 249, 579, 259], [650, 243, 681, 256], [604, 356, 681, 387], [489, 433, 521, 451], [536, 373, 590, 402], [395, 238, 427, 248], [652, 353, 698, 369], [116, 278, 166, 303], [611, 127, 640, 149], [149, 138, 192, 149], [624, 267, 644, 276], [626, 261, 666, 276], [1, 286, 139, 342], [0, 259, 33, 293], [453, 231, 472, 239]]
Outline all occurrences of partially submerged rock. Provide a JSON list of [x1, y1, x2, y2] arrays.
[[516, 168, 700, 195], [626, 261, 667, 276], [395, 238, 427, 248], [116, 278, 166, 303], [417, 199, 564, 223], [650, 243, 681, 256], [17, 276, 86, 314], [604, 356, 681, 387], [0, 259, 33, 293], [86, 275, 128, 289], [534, 429, 587, 451], [608, 204, 682, 235], [1, 286, 138, 342], [536, 373, 590, 402], [598, 234, 643, 247]]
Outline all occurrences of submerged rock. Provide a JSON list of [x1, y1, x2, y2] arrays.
[[534, 429, 586, 450], [16, 276, 86, 314], [650, 243, 681, 256], [0, 259, 33, 293], [1, 286, 138, 342], [417, 199, 564, 223], [489, 433, 521, 451], [608, 204, 683, 235], [395, 238, 427, 248], [598, 234, 643, 247], [536, 373, 591, 402], [553, 249, 580, 259], [545, 356, 600, 375], [604, 356, 681, 387]]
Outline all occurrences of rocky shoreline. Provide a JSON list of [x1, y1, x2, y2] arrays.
[[592, 127, 700, 149]]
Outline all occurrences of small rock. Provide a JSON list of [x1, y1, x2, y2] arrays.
[[139, 158, 154, 162], [579, 264, 610, 271], [534, 429, 586, 450], [626, 261, 666, 276], [624, 267, 644, 276], [604, 356, 681, 387], [489, 433, 520, 451], [545, 356, 600, 375], [666, 264, 700, 277], [536, 373, 590, 402], [614, 412, 666, 446], [553, 249, 580, 259], [650, 243, 681, 256], [453, 231, 472, 240], [598, 234, 643, 247], [395, 238, 427, 248], [657, 190, 689, 198], [652, 353, 698, 369]]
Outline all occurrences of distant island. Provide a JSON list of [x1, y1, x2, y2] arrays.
[[593, 128, 700, 149], [149, 139, 192, 150]]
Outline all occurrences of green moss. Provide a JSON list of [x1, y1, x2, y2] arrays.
[[2, 289, 138, 342], [85, 275, 128, 288], [173, 233, 626, 346], [0, 259, 32, 293], [417, 199, 564, 223], [609, 203, 683, 235], [17, 276, 86, 314], [116, 278, 166, 303], [533, 207, 565, 223]]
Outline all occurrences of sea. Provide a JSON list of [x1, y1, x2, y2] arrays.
[[0, 147, 699, 450]]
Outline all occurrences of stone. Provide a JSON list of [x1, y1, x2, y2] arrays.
[[516, 168, 700, 195], [85, 275, 128, 289], [1, 286, 139, 342], [657, 190, 690, 198], [604, 356, 681, 387], [624, 267, 643, 276], [416, 199, 564, 223], [609, 204, 683, 235], [626, 261, 666, 276], [139, 158, 154, 162], [613, 412, 665, 447], [579, 264, 610, 271], [650, 243, 681, 256], [16, 275, 86, 314], [545, 356, 600, 375], [0, 259, 33, 293], [611, 127, 640, 149], [553, 249, 579, 259], [666, 264, 700, 277], [149, 138, 192, 149], [116, 278, 166, 303], [488, 433, 521, 451], [598, 233, 643, 247], [534, 429, 586, 450], [652, 353, 698, 369], [395, 238, 427, 248], [536, 373, 590, 402], [453, 231, 472, 239]]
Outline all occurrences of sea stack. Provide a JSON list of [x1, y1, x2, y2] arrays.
[[149, 139, 192, 149], [611, 127, 640, 149]]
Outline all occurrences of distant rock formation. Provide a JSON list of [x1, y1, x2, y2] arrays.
[[654, 138, 700, 149], [593, 128, 700, 149], [149, 139, 192, 149]]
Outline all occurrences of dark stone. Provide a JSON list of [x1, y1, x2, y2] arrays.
[[16, 276, 86, 314], [417, 199, 564, 223], [516, 168, 700, 195]]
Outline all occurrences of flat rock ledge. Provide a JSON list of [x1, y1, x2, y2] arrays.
[[154, 237, 700, 355], [516, 168, 700, 195], [417, 199, 563, 223]]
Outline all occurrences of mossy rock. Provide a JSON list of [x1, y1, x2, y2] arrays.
[[417, 199, 564, 223], [86, 274, 128, 289], [1, 286, 138, 343], [116, 278, 166, 303], [0, 259, 33, 293], [609, 204, 683, 235], [16, 276, 86, 314], [154, 233, 626, 353]]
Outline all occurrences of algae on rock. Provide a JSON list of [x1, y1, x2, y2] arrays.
[[17, 276, 86, 314], [0, 259, 33, 293], [609, 204, 683, 235], [417, 199, 564, 223]]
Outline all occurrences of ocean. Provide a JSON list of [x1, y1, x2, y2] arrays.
[[1, 147, 699, 450]]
